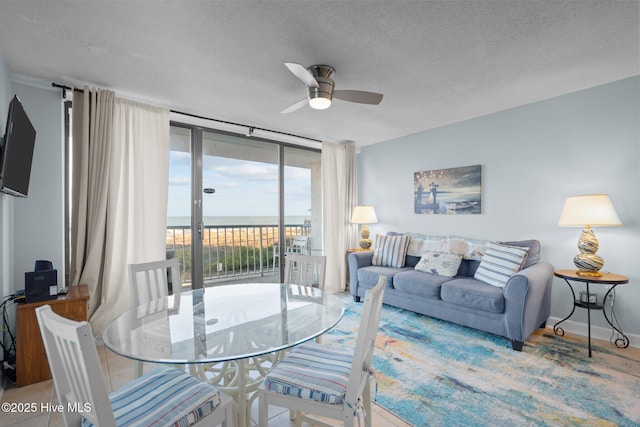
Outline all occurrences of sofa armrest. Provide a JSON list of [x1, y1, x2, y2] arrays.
[[503, 261, 554, 342], [348, 250, 375, 296]]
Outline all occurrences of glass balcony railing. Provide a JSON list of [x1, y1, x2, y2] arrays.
[[166, 223, 311, 286]]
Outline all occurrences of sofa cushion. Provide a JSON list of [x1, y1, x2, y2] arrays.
[[372, 234, 410, 268], [474, 242, 529, 288], [392, 270, 450, 299], [440, 278, 505, 313], [457, 259, 481, 277], [357, 265, 409, 287], [406, 233, 488, 260], [415, 251, 463, 277]]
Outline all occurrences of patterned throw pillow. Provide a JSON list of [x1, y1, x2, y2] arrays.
[[474, 242, 529, 287], [415, 251, 463, 277], [372, 234, 410, 268]]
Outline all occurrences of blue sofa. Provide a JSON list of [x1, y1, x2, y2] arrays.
[[348, 235, 554, 351]]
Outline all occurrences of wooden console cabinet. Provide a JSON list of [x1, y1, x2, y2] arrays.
[[16, 285, 89, 387]]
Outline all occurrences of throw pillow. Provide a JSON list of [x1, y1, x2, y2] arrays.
[[372, 234, 410, 268], [415, 251, 463, 277], [474, 242, 529, 288]]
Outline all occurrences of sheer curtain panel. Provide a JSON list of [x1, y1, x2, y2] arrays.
[[321, 142, 358, 292], [70, 88, 170, 333]]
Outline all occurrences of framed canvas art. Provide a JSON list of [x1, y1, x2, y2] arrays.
[[414, 165, 481, 214]]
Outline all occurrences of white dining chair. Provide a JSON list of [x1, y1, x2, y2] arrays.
[[128, 257, 181, 308], [284, 253, 326, 289], [285, 253, 327, 344], [274, 235, 310, 271], [35, 305, 234, 427], [128, 257, 181, 377], [257, 276, 387, 427]]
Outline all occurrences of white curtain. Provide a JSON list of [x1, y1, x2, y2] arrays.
[[322, 142, 358, 292], [70, 88, 170, 333]]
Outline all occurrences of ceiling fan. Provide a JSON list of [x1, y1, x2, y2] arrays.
[[282, 63, 384, 113]]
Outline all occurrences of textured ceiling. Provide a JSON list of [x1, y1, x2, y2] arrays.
[[0, 1, 638, 146]]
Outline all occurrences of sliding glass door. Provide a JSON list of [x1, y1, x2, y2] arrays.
[[167, 124, 321, 289], [200, 131, 279, 284]]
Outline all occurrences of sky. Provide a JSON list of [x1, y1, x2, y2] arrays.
[[167, 151, 312, 218]]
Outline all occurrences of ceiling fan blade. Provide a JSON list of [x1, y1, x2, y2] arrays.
[[281, 98, 308, 114], [333, 90, 383, 105], [284, 62, 319, 88]]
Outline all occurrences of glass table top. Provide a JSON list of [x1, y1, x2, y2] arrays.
[[102, 283, 345, 364]]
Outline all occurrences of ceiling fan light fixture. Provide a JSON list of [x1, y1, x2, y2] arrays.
[[309, 96, 332, 110]]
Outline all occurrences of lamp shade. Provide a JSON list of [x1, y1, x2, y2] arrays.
[[351, 206, 378, 224], [558, 194, 621, 227]]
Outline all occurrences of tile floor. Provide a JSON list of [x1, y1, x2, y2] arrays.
[[0, 343, 411, 427]]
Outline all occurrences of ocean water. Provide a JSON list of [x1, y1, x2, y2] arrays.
[[167, 216, 310, 227]]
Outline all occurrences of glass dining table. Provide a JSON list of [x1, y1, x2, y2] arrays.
[[102, 282, 344, 427]]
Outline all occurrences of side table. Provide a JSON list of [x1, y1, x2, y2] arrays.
[[16, 284, 90, 386], [553, 270, 629, 357]]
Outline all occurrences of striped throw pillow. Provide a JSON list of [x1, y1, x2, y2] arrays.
[[474, 242, 529, 287], [372, 234, 410, 268]]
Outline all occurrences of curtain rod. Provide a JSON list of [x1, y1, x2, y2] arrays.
[[52, 82, 322, 144]]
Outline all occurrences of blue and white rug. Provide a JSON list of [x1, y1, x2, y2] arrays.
[[323, 297, 640, 427]]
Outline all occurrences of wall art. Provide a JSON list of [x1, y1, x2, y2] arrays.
[[414, 164, 481, 214]]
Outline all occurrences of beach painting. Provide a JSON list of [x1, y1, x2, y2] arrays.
[[414, 165, 482, 214]]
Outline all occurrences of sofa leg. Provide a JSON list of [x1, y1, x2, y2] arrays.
[[539, 321, 547, 329], [511, 340, 523, 351], [353, 295, 361, 302]]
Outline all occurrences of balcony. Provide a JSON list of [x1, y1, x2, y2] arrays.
[[166, 223, 311, 288]]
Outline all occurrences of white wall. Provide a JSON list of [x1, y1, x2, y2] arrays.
[[9, 79, 64, 293], [357, 76, 640, 338]]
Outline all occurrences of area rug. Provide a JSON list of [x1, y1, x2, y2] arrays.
[[323, 296, 640, 427]]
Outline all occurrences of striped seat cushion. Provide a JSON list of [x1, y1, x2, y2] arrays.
[[264, 342, 353, 404], [82, 366, 221, 427]]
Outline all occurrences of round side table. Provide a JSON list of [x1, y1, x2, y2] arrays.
[[553, 269, 629, 357]]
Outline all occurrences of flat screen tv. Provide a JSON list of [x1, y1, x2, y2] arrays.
[[0, 95, 36, 197]]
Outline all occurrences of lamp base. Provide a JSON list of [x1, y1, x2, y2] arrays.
[[573, 253, 604, 275], [359, 239, 372, 250], [572, 228, 604, 277], [359, 224, 372, 250], [575, 270, 602, 277]]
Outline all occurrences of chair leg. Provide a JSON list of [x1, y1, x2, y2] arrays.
[[259, 393, 269, 426], [133, 360, 143, 378], [362, 379, 372, 424], [224, 402, 233, 427]]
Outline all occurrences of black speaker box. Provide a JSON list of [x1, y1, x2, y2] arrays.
[[25, 269, 58, 303]]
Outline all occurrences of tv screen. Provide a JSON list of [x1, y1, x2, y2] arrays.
[[0, 95, 36, 197]]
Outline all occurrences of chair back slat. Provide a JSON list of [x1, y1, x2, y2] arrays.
[[289, 235, 309, 255], [128, 258, 180, 308], [284, 254, 326, 288], [36, 305, 116, 427], [345, 276, 386, 408]]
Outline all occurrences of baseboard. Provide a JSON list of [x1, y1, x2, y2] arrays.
[[547, 316, 640, 349]]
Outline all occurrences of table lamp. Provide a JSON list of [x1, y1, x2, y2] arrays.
[[558, 194, 621, 276], [351, 205, 377, 249]]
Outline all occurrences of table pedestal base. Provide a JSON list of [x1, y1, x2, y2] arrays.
[[196, 351, 286, 427]]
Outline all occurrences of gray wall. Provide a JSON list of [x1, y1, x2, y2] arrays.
[[0, 53, 11, 298], [357, 76, 640, 340], [9, 80, 64, 293], [0, 68, 64, 298]]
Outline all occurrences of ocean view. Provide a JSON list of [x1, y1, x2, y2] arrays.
[[167, 215, 311, 227]]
